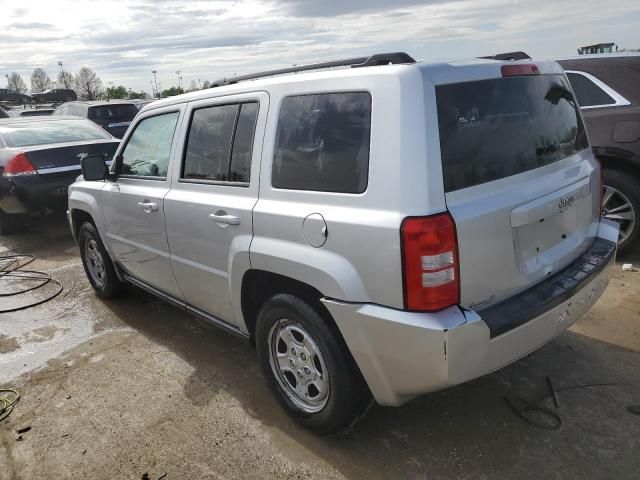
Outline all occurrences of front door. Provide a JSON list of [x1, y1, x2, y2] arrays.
[[102, 107, 183, 298], [164, 93, 267, 325]]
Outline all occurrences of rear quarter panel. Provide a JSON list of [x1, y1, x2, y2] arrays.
[[251, 66, 442, 308]]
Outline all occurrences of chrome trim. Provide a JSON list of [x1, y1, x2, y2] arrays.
[[565, 70, 631, 109], [36, 165, 80, 174], [37, 160, 112, 175]]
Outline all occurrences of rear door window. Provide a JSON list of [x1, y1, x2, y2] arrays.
[[272, 92, 371, 194], [565, 72, 616, 107], [436, 74, 589, 192], [89, 104, 138, 121], [182, 102, 259, 183]]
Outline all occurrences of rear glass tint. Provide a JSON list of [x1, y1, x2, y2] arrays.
[[1, 120, 111, 147], [436, 74, 589, 192], [272, 92, 371, 194], [89, 104, 138, 120], [565, 72, 615, 107]]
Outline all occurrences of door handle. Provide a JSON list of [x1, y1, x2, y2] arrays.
[[137, 201, 158, 213], [209, 213, 240, 226]]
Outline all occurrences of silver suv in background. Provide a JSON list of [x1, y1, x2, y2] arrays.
[[68, 53, 618, 434]]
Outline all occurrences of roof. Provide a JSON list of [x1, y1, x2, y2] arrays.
[[142, 54, 562, 112]]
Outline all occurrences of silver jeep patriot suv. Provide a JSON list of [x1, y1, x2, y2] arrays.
[[69, 52, 618, 434]]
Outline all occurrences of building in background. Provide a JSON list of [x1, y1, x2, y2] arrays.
[[579, 43, 617, 55]]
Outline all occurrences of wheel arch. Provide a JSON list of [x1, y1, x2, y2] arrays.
[[593, 146, 640, 177], [241, 269, 335, 343]]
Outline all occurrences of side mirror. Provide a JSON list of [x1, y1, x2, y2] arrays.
[[81, 154, 109, 181]]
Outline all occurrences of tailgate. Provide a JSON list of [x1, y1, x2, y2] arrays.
[[435, 70, 601, 310], [446, 153, 600, 310]]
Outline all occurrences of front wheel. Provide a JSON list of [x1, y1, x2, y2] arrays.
[[256, 294, 372, 435], [602, 169, 640, 254], [78, 222, 125, 298]]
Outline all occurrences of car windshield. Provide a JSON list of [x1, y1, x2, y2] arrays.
[[89, 104, 138, 120], [0, 120, 112, 147]]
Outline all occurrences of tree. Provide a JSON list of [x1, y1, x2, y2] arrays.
[[7, 72, 28, 94], [75, 67, 103, 100], [105, 85, 128, 99], [202, 80, 211, 89], [56, 71, 75, 89], [127, 89, 149, 100], [30, 68, 52, 93], [160, 86, 184, 98]]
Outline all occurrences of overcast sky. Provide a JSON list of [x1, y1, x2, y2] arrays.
[[2, 0, 639, 93]]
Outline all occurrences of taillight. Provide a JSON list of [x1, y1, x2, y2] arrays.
[[401, 212, 460, 311], [501, 64, 539, 77], [3, 153, 35, 177]]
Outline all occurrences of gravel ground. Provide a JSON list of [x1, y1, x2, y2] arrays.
[[1, 214, 639, 480]]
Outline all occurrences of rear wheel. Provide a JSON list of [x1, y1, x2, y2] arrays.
[[256, 294, 372, 435], [78, 222, 125, 298], [602, 169, 640, 254]]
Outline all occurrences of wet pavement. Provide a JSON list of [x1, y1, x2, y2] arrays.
[[1, 214, 639, 479]]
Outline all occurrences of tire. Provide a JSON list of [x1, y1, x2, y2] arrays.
[[603, 169, 640, 255], [78, 222, 125, 298], [0, 210, 24, 235], [256, 293, 372, 435]]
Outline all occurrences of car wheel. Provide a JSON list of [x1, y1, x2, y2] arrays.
[[78, 222, 125, 298], [256, 293, 372, 435], [0, 210, 24, 235], [602, 169, 640, 254]]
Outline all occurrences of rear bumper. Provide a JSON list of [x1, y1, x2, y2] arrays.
[[322, 220, 618, 406], [0, 172, 77, 214]]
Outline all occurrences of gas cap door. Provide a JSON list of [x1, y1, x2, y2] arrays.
[[302, 213, 328, 248]]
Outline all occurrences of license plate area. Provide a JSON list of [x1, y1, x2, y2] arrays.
[[515, 205, 578, 263]]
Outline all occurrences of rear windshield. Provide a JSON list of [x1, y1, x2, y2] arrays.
[[436, 74, 589, 192], [0, 120, 111, 147], [89, 104, 138, 120]]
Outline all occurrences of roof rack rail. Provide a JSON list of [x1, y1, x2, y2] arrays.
[[210, 52, 416, 87], [480, 51, 531, 61]]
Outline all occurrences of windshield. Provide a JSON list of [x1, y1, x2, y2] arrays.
[[89, 104, 138, 120], [436, 74, 589, 192], [0, 120, 112, 147]]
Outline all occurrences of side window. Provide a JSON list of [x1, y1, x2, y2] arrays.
[[566, 72, 615, 107], [230, 103, 259, 182], [120, 112, 179, 178], [182, 101, 259, 183], [272, 92, 371, 194]]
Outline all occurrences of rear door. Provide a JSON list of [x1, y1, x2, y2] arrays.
[[102, 106, 183, 298], [164, 93, 267, 325], [430, 66, 600, 310]]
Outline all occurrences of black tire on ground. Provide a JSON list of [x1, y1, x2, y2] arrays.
[[603, 169, 640, 255], [78, 222, 125, 298], [0, 210, 25, 235], [255, 293, 372, 435]]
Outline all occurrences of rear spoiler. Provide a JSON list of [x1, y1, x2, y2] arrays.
[[480, 51, 531, 61]]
